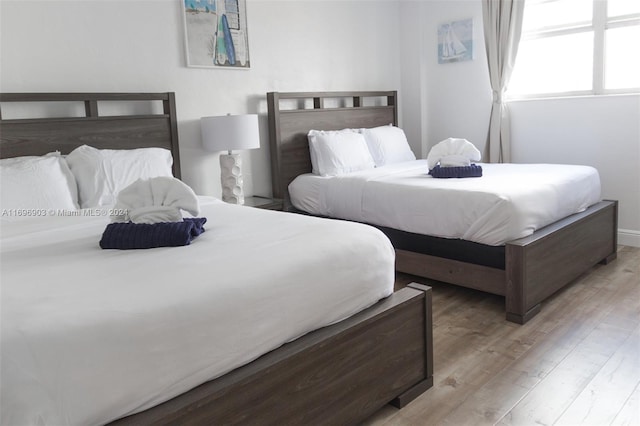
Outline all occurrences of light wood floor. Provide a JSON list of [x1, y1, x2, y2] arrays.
[[363, 245, 640, 426]]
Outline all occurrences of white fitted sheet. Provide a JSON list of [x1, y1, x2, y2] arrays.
[[289, 160, 602, 246], [0, 197, 394, 426]]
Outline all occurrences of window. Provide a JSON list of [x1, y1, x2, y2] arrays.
[[508, 0, 640, 98]]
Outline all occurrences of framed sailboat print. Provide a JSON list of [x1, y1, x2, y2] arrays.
[[438, 18, 473, 64], [183, 0, 251, 68]]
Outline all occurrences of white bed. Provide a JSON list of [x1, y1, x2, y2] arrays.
[[0, 92, 433, 426], [0, 92, 435, 425], [1, 197, 395, 425], [289, 160, 601, 246], [267, 90, 617, 325]]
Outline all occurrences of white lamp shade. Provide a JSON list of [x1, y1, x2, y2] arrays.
[[200, 114, 260, 152]]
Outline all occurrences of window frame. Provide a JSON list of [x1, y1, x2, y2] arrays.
[[507, 0, 640, 100]]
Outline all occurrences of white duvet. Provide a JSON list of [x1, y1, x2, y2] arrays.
[[0, 198, 394, 426], [289, 160, 601, 246]]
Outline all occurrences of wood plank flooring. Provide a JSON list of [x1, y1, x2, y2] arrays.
[[362, 245, 640, 426]]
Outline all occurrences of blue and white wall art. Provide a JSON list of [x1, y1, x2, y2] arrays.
[[183, 0, 250, 68], [438, 18, 473, 64]]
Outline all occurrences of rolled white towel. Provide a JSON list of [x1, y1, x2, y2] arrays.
[[127, 206, 183, 224], [111, 176, 200, 224], [439, 154, 471, 167], [427, 138, 481, 170]]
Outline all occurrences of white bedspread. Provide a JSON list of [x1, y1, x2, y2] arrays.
[[289, 160, 601, 246], [0, 198, 394, 426]]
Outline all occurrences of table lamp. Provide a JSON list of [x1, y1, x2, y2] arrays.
[[200, 114, 260, 204]]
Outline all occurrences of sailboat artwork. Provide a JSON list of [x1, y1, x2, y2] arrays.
[[183, 0, 251, 68], [438, 18, 473, 64]]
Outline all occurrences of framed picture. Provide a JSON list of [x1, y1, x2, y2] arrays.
[[183, 0, 250, 68], [438, 18, 473, 64]]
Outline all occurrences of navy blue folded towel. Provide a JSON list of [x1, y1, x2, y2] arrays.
[[100, 217, 207, 249], [429, 164, 483, 178]]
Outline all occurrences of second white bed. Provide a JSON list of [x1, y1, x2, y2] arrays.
[[289, 160, 601, 246]]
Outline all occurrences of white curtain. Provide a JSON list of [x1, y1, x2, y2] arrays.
[[482, 0, 525, 163]]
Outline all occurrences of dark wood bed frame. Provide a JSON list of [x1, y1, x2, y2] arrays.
[[0, 92, 433, 425], [267, 90, 618, 324]]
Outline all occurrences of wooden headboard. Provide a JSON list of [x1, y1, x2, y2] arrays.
[[267, 91, 397, 208], [0, 92, 181, 178]]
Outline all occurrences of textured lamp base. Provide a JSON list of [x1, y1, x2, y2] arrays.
[[220, 153, 244, 204]]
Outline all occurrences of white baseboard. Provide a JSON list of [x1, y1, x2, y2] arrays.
[[618, 229, 640, 248]]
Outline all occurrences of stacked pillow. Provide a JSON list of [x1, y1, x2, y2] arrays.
[[66, 145, 173, 208], [361, 125, 416, 167], [307, 125, 416, 177], [0, 145, 174, 213], [307, 129, 375, 177], [0, 152, 79, 211]]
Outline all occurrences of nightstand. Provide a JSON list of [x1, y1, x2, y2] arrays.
[[243, 196, 284, 211]]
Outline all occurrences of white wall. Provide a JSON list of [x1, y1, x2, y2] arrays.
[[510, 95, 640, 246], [400, 0, 491, 158], [0, 0, 402, 198], [400, 0, 640, 246], [398, 1, 429, 157]]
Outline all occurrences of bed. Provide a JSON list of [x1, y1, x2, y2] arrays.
[[0, 92, 433, 425], [266, 90, 618, 324]]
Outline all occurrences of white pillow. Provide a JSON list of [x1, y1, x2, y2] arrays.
[[307, 129, 375, 177], [66, 145, 173, 208], [307, 128, 360, 175], [362, 125, 416, 167], [0, 152, 79, 211]]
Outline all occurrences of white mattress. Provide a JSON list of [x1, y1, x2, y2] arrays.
[[289, 160, 602, 246], [0, 197, 395, 426]]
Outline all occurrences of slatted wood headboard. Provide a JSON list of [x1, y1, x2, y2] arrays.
[[266, 91, 397, 208], [0, 92, 181, 178]]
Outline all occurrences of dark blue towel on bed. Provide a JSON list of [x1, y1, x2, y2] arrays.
[[99, 217, 207, 249], [429, 164, 483, 178]]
